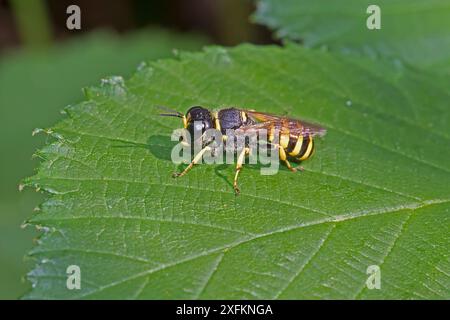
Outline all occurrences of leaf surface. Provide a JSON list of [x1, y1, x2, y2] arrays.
[[25, 44, 450, 299]]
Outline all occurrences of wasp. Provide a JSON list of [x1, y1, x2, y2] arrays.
[[160, 106, 326, 194]]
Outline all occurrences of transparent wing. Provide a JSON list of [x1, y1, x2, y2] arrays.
[[244, 110, 282, 122], [290, 119, 327, 137], [244, 110, 327, 137]]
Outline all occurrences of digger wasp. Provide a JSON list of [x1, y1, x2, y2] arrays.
[[160, 106, 326, 194]]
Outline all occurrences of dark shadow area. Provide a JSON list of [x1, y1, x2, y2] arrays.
[[213, 163, 234, 189], [146, 134, 178, 162]]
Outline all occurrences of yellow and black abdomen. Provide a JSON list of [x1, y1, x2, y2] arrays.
[[286, 134, 315, 161]]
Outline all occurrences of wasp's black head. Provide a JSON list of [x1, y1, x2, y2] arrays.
[[185, 106, 213, 140]]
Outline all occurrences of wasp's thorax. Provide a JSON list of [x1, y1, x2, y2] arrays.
[[216, 108, 255, 133]]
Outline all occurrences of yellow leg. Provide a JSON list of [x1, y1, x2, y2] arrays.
[[233, 147, 250, 195], [279, 146, 298, 173], [173, 146, 211, 178]]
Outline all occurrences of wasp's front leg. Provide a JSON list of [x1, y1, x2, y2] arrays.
[[173, 145, 212, 178]]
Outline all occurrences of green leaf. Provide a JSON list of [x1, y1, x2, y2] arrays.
[[253, 0, 450, 73], [25, 44, 450, 299], [0, 29, 206, 299]]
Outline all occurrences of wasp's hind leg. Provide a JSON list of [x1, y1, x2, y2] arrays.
[[233, 147, 250, 195], [173, 146, 211, 178], [278, 146, 299, 173]]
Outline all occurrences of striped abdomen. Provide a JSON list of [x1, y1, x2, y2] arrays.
[[266, 125, 315, 162], [284, 133, 315, 161]]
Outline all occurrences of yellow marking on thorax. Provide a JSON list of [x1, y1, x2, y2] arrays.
[[213, 111, 221, 132], [289, 135, 303, 156], [241, 111, 247, 123], [299, 136, 314, 160]]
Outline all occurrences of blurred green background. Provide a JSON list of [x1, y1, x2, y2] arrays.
[[0, 0, 274, 299]]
